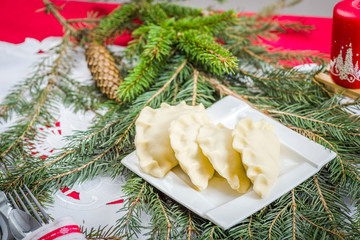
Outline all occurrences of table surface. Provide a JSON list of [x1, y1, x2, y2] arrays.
[[0, 0, 335, 236], [131, 0, 341, 17], [0, 0, 333, 54]]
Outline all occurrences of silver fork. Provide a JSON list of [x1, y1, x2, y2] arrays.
[[7, 185, 51, 239]]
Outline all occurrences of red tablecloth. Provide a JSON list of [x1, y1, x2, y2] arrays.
[[0, 0, 332, 55]]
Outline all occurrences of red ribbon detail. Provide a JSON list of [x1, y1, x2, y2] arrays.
[[38, 225, 82, 240], [106, 198, 124, 205]]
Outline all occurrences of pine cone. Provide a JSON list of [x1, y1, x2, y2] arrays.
[[85, 43, 123, 101]]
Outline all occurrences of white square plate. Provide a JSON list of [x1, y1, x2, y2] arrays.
[[122, 96, 337, 229]]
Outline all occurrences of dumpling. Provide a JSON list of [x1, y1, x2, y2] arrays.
[[169, 112, 214, 191], [232, 118, 280, 198], [135, 102, 206, 178], [197, 123, 251, 193]]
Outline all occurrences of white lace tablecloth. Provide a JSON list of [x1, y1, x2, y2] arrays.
[[0, 37, 150, 237]]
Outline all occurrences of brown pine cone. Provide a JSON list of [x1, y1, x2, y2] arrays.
[[85, 43, 123, 101]]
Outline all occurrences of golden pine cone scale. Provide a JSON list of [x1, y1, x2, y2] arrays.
[[85, 43, 123, 101]]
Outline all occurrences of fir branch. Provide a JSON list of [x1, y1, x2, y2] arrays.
[[124, 181, 146, 230], [177, 30, 238, 75], [199, 223, 227, 240], [12, 150, 76, 188], [93, 3, 140, 43], [42, 0, 77, 36], [82, 225, 120, 240], [174, 10, 237, 33], [142, 26, 175, 61], [142, 58, 188, 103], [26, 58, 188, 191], [312, 98, 360, 113], [203, 76, 258, 109], [300, 214, 345, 240], [3, 117, 124, 190], [259, 0, 303, 18], [348, 168, 360, 183], [66, 18, 101, 24], [117, 59, 164, 102], [0, 53, 60, 121], [269, 202, 291, 239], [235, 66, 277, 82], [186, 210, 195, 240], [221, 12, 327, 66], [145, 193, 176, 239], [156, 3, 202, 19], [0, 81, 35, 120], [313, 175, 337, 230], [297, 176, 353, 238], [168, 204, 202, 239], [192, 69, 199, 106], [0, 37, 104, 189], [1, 78, 53, 159], [259, 46, 328, 66], [121, 8, 239, 102], [33, 115, 134, 187], [291, 189, 297, 239], [125, 31, 147, 59], [157, 195, 172, 239], [2, 1, 360, 238], [0, 36, 71, 168], [268, 109, 360, 136], [55, 77, 103, 113], [288, 125, 346, 178], [204, 68, 358, 239], [139, 3, 168, 25], [115, 177, 147, 238], [118, 26, 175, 102], [248, 215, 253, 238]]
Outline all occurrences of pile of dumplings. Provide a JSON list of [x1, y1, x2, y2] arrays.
[[135, 101, 280, 198]]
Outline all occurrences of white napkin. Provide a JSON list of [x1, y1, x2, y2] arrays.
[[23, 217, 86, 240]]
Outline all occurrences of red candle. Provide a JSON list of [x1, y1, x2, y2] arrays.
[[330, 0, 360, 89]]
